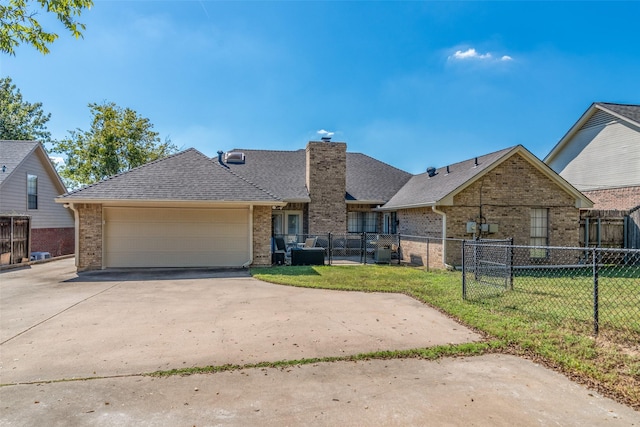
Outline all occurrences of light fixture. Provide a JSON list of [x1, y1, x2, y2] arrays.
[[1, 165, 6, 173]]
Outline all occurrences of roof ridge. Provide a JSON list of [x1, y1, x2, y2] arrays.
[[416, 145, 517, 176], [61, 148, 199, 196], [596, 102, 640, 108], [207, 156, 284, 201], [347, 152, 412, 176], [231, 148, 305, 154]]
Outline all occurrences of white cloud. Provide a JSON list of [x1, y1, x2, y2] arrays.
[[317, 129, 335, 137], [448, 48, 514, 63], [49, 156, 65, 166], [450, 48, 492, 60]]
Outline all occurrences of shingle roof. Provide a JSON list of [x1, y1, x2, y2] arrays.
[[225, 148, 412, 203], [346, 153, 412, 202], [596, 102, 640, 125], [58, 148, 282, 203], [382, 146, 516, 209], [0, 140, 39, 187], [224, 149, 310, 202]]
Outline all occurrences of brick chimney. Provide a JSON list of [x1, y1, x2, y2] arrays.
[[306, 140, 347, 235]]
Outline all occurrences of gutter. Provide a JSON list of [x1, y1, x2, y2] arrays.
[[242, 205, 254, 268], [64, 203, 80, 269], [431, 205, 454, 270]]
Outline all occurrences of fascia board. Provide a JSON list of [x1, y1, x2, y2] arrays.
[[56, 198, 287, 208], [544, 103, 600, 163]]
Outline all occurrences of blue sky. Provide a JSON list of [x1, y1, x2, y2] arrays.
[[2, 1, 639, 174]]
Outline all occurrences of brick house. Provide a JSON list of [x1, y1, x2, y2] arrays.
[[1, 140, 74, 259], [381, 145, 592, 268], [57, 141, 590, 271], [544, 102, 640, 211]]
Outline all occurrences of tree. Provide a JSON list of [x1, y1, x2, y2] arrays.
[[0, 76, 52, 142], [0, 0, 93, 55], [51, 102, 178, 187]]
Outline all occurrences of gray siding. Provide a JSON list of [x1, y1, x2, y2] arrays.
[[547, 116, 640, 192], [0, 152, 73, 229]]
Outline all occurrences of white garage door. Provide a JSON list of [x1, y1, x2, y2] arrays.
[[104, 207, 249, 268]]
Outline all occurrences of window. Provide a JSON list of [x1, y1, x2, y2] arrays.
[[383, 212, 397, 234], [530, 208, 548, 258], [348, 212, 377, 233], [27, 174, 38, 209]]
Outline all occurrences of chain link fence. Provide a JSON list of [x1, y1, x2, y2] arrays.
[[462, 241, 640, 340]]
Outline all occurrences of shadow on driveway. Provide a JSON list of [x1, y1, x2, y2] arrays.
[[67, 267, 251, 282]]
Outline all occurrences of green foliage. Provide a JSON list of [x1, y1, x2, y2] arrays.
[[0, 0, 93, 55], [0, 76, 51, 142], [51, 102, 178, 188]]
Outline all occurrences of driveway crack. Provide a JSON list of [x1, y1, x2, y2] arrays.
[[0, 281, 123, 345]]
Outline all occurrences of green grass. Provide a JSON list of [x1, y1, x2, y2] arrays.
[[251, 264, 640, 410]]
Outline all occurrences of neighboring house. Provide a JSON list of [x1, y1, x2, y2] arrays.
[[0, 140, 74, 257], [544, 102, 640, 210], [57, 141, 590, 271]]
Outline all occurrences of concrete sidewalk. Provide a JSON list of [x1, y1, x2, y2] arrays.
[[2, 355, 639, 426]]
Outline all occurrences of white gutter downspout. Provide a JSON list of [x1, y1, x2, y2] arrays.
[[64, 203, 80, 269], [243, 205, 254, 268], [431, 205, 454, 270]]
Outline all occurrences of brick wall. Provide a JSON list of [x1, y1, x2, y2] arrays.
[[398, 153, 582, 267], [440, 153, 580, 264], [252, 205, 272, 266], [31, 227, 74, 257], [76, 203, 102, 271], [396, 207, 443, 236], [306, 141, 347, 235], [582, 186, 640, 210]]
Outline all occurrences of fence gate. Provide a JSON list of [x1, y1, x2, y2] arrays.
[[462, 239, 513, 300], [0, 215, 31, 266]]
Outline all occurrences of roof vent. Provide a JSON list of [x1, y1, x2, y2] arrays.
[[224, 151, 246, 164], [426, 167, 437, 177]]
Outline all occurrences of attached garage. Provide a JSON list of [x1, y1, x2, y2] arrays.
[[104, 207, 250, 268]]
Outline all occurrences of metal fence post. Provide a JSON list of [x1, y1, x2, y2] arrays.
[[362, 232, 367, 265], [593, 247, 599, 335], [508, 237, 514, 290], [328, 233, 332, 266], [426, 237, 430, 272], [462, 240, 467, 300]]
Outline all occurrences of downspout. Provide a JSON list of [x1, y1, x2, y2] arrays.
[[431, 205, 454, 269], [64, 203, 80, 269], [243, 205, 254, 268]]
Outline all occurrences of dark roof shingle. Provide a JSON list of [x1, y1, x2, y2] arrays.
[[0, 140, 39, 187], [596, 102, 640, 125], [383, 146, 515, 209], [59, 149, 282, 203]]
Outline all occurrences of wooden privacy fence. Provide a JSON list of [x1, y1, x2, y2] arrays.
[[580, 208, 640, 249], [0, 216, 31, 265]]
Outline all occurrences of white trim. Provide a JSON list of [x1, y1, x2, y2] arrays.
[[243, 205, 254, 268]]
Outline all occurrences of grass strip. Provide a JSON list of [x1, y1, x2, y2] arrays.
[[146, 341, 504, 378], [251, 264, 640, 410]]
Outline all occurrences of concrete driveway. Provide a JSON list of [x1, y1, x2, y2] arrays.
[[1, 259, 639, 426]]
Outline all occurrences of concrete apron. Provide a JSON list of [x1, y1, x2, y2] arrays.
[[1, 258, 479, 384], [2, 259, 639, 426]]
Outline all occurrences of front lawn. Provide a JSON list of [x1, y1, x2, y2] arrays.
[[251, 264, 640, 410]]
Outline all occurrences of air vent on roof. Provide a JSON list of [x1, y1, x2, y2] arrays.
[[224, 151, 246, 164], [426, 167, 437, 177]]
